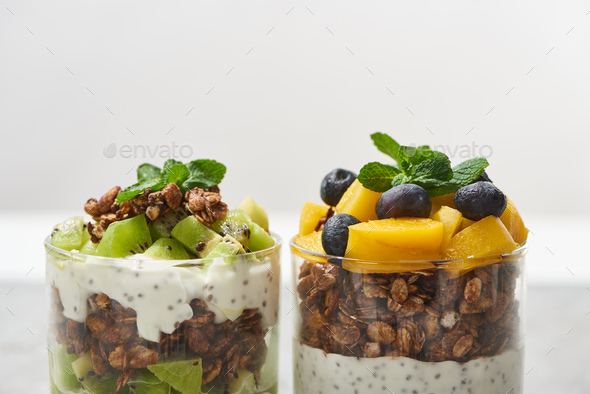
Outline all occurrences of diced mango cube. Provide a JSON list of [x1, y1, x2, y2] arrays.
[[347, 218, 444, 251], [459, 217, 476, 231], [293, 231, 325, 255], [430, 193, 455, 214], [500, 196, 528, 245], [335, 179, 381, 222], [344, 232, 440, 262], [431, 206, 463, 250], [299, 202, 330, 235], [443, 216, 517, 259]]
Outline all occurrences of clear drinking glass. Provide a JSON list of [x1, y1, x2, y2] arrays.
[[46, 235, 282, 394], [291, 240, 526, 394]]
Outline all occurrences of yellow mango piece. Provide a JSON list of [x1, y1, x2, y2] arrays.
[[345, 232, 440, 262], [431, 206, 463, 250], [293, 231, 325, 255], [430, 193, 455, 214], [500, 197, 528, 245], [348, 218, 444, 251], [299, 202, 330, 235], [459, 217, 476, 231], [335, 179, 381, 222], [343, 257, 436, 273], [443, 216, 517, 259]]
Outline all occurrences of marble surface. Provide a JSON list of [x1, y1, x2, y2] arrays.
[[1, 283, 589, 393]]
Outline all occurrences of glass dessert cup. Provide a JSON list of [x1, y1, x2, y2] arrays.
[[290, 240, 526, 394], [46, 234, 282, 394]]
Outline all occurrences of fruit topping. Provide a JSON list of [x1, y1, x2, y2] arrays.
[[474, 171, 493, 183], [144, 238, 191, 260], [96, 214, 152, 258], [348, 218, 444, 251], [172, 215, 222, 257], [321, 214, 361, 256], [500, 196, 528, 245], [443, 215, 517, 259], [293, 231, 325, 255], [148, 207, 189, 241], [206, 235, 246, 258], [320, 168, 357, 206], [51, 216, 85, 251], [147, 358, 203, 394], [335, 179, 381, 222], [430, 206, 463, 250], [375, 184, 431, 219], [237, 195, 269, 232], [453, 181, 507, 221], [212, 209, 274, 252], [299, 202, 331, 235]]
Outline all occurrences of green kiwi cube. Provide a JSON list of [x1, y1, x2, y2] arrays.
[[201, 369, 255, 394], [147, 358, 203, 394], [171, 216, 222, 257], [72, 351, 129, 394], [248, 221, 275, 252], [79, 239, 99, 256], [149, 208, 189, 241], [50, 344, 81, 392], [96, 214, 152, 258], [127, 369, 172, 394], [50, 216, 85, 251], [206, 235, 245, 259], [144, 238, 190, 260], [211, 209, 253, 248], [237, 195, 269, 232]]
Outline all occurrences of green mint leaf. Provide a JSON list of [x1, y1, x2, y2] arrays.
[[162, 161, 190, 185], [371, 132, 401, 162], [391, 173, 411, 187], [425, 157, 489, 197], [410, 156, 452, 183], [358, 162, 400, 192], [116, 178, 166, 204], [182, 159, 226, 193], [137, 163, 161, 182]]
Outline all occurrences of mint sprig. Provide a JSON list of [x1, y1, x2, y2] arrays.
[[116, 159, 226, 204], [359, 132, 488, 197]]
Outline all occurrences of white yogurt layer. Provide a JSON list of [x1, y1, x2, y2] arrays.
[[47, 253, 280, 342], [295, 343, 523, 394]]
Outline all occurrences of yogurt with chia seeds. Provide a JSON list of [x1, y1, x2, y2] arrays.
[[47, 249, 280, 342], [295, 343, 524, 394]]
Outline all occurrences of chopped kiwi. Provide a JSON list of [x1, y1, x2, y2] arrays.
[[212, 209, 274, 252], [202, 369, 256, 394], [72, 351, 129, 394], [206, 235, 245, 259], [149, 208, 189, 241], [51, 216, 85, 251], [237, 195, 269, 232], [147, 358, 203, 394], [80, 239, 99, 256], [49, 344, 81, 392], [171, 216, 222, 257], [96, 214, 152, 258], [127, 369, 172, 394], [144, 238, 190, 260]]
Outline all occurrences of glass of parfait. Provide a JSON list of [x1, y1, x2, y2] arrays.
[[46, 160, 281, 394], [291, 135, 529, 394]]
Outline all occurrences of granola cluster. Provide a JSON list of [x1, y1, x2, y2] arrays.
[[84, 184, 227, 242], [296, 260, 521, 362], [50, 289, 268, 392]]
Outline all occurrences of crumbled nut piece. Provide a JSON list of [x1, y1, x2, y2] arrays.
[[452, 334, 474, 358], [185, 187, 228, 226], [364, 342, 381, 358], [367, 322, 396, 344], [84, 186, 121, 219], [391, 278, 409, 303], [316, 274, 336, 291], [464, 277, 482, 303], [129, 345, 158, 369]]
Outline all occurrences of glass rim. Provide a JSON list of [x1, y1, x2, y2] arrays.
[[289, 236, 527, 267], [44, 232, 282, 266]]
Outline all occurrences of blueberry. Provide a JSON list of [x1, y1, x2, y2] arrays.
[[321, 214, 360, 257], [473, 171, 493, 184], [320, 169, 357, 206], [375, 184, 431, 219], [453, 181, 507, 221]]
